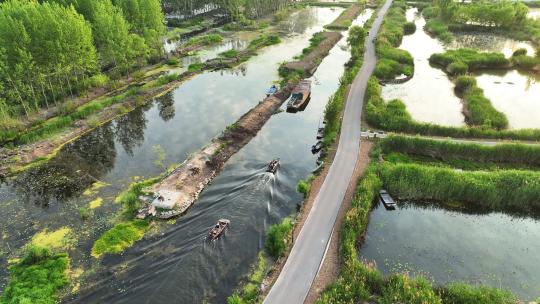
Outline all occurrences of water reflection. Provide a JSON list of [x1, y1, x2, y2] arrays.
[[450, 33, 536, 57], [381, 8, 465, 127], [475, 70, 540, 129], [114, 106, 150, 156], [360, 201, 540, 300], [156, 93, 176, 122]]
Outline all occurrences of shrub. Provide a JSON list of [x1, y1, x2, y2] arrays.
[[188, 62, 205, 72], [512, 48, 528, 57], [403, 21, 416, 34], [79, 207, 92, 220], [439, 282, 518, 304], [447, 61, 468, 75], [166, 57, 180, 66], [0, 246, 69, 304], [455, 75, 476, 92], [297, 179, 311, 198], [265, 218, 293, 258], [429, 48, 509, 71], [58, 100, 77, 116], [379, 162, 540, 213]]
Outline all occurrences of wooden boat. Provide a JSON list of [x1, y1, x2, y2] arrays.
[[379, 190, 397, 210], [266, 85, 278, 96], [316, 127, 324, 140], [208, 219, 230, 240], [311, 141, 323, 154], [287, 80, 312, 113], [266, 158, 280, 174]]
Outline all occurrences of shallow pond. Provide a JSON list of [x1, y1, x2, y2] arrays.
[[475, 70, 540, 129], [450, 33, 536, 58], [0, 5, 359, 303], [381, 8, 465, 127], [360, 201, 540, 300]]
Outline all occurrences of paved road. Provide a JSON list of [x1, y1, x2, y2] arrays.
[[263, 1, 393, 303]]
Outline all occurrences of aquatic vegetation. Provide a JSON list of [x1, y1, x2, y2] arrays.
[[89, 197, 104, 209], [403, 21, 416, 34], [91, 219, 149, 258], [365, 76, 540, 140], [0, 246, 69, 304], [440, 282, 518, 304], [463, 86, 508, 129], [425, 18, 453, 42], [185, 33, 223, 47], [227, 252, 267, 304], [220, 49, 239, 58], [429, 49, 509, 72], [379, 162, 540, 213], [375, 4, 414, 79], [79, 207, 93, 221], [379, 135, 540, 167], [83, 180, 109, 196], [188, 62, 205, 72], [265, 218, 293, 258], [29, 227, 74, 251]]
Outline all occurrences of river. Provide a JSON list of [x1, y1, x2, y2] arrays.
[[0, 5, 374, 304]]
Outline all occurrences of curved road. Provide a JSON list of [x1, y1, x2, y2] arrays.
[[263, 0, 393, 303]]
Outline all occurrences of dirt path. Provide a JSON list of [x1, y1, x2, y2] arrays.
[[304, 140, 373, 304]]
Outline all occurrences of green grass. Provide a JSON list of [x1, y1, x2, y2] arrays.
[[425, 19, 453, 42], [188, 62, 205, 72], [365, 76, 540, 141], [265, 218, 293, 259], [247, 34, 281, 52], [379, 135, 540, 168], [375, 5, 414, 79], [439, 283, 518, 304], [154, 73, 179, 87], [463, 86, 508, 129], [91, 219, 149, 258], [220, 49, 239, 58], [185, 34, 223, 47], [429, 48, 509, 72], [0, 246, 69, 304], [227, 252, 267, 304], [296, 32, 325, 60], [379, 162, 540, 213]]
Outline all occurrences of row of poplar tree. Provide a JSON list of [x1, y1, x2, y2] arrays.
[[0, 0, 165, 119], [164, 0, 294, 20]]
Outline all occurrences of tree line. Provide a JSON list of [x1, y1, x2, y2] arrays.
[[0, 0, 164, 122], [163, 0, 295, 20], [435, 0, 529, 27]]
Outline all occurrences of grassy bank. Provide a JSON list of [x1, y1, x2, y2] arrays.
[[227, 218, 294, 304], [365, 76, 540, 140], [379, 135, 540, 168], [91, 176, 161, 258], [325, 3, 362, 30], [374, 1, 414, 80], [380, 162, 540, 213], [0, 246, 69, 304], [317, 162, 520, 304]]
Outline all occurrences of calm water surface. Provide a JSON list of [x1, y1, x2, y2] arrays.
[[360, 202, 540, 300], [381, 8, 465, 127], [0, 5, 361, 303]]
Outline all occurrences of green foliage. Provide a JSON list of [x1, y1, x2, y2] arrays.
[[512, 48, 528, 57], [297, 32, 325, 60], [379, 275, 442, 304], [425, 19, 453, 42], [227, 252, 267, 304], [296, 178, 312, 198], [452, 1, 529, 28], [79, 206, 92, 220], [511, 55, 540, 69], [185, 34, 223, 47], [91, 219, 149, 257], [403, 21, 416, 34], [439, 283, 518, 304], [155, 73, 179, 87], [379, 162, 540, 213], [247, 34, 281, 52], [375, 4, 415, 79], [0, 246, 69, 304], [188, 62, 205, 72], [447, 61, 468, 75], [463, 86, 508, 129], [379, 135, 540, 168], [429, 48, 509, 72], [455, 75, 476, 92], [220, 49, 239, 58], [167, 57, 180, 66], [265, 218, 293, 258]]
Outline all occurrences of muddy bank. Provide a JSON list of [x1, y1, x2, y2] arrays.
[[281, 31, 343, 76]]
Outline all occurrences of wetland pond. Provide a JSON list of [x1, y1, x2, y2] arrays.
[[0, 5, 371, 304], [360, 201, 540, 300], [382, 8, 540, 129]]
